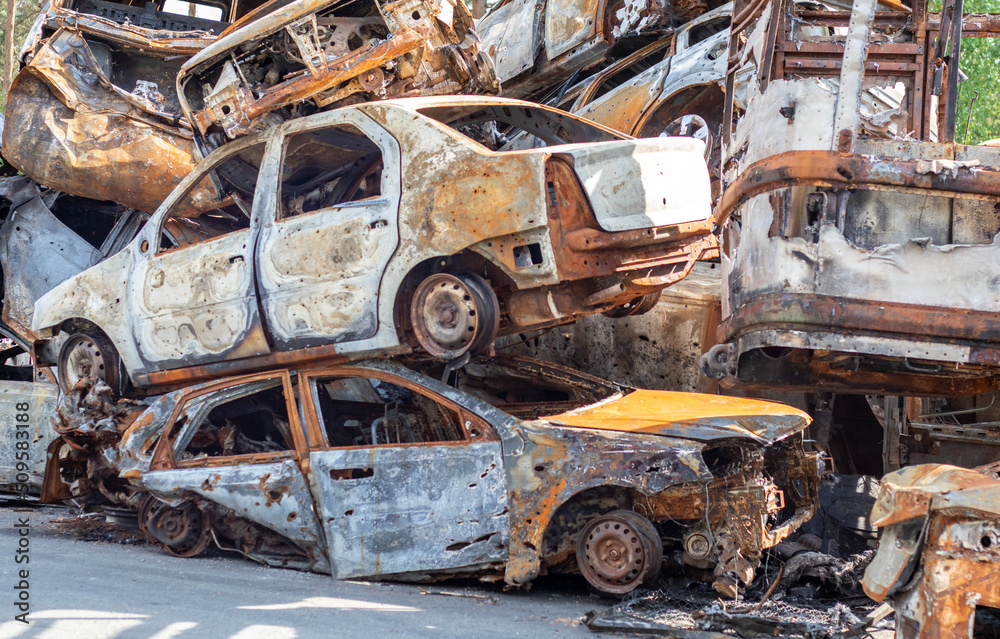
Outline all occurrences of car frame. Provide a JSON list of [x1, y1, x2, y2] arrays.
[[31, 96, 716, 393], [102, 354, 820, 595]]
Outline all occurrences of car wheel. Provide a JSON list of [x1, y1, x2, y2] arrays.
[[661, 114, 713, 159], [602, 291, 662, 318], [138, 494, 211, 558], [57, 332, 122, 394], [410, 272, 500, 360], [576, 510, 663, 596]]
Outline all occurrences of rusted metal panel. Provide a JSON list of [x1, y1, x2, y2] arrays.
[[708, 0, 1000, 395], [0, 195, 100, 331], [0, 381, 60, 493], [2, 28, 217, 216], [476, 0, 544, 81], [863, 463, 1000, 639], [178, 0, 498, 145], [310, 442, 509, 579], [558, 137, 711, 230], [142, 458, 328, 569], [544, 0, 600, 60]]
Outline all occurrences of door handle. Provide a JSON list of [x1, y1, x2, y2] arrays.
[[228, 255, 244, 264]]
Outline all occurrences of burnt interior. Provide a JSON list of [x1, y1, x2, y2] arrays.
[[179, 381, 293, 459], [312, 375, 464, 446], [417, 104, 623, 151], [410, 355, 620, 420], [157, 142, 265, 250], [73, 0, 231, 32], [279, 127, 384, 218]]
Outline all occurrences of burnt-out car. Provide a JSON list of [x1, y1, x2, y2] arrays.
[[478, 0, 719, 100], [177, 0, 500, 147], [1, 0, 259, 216], [104, 355, 820, 596], [31, 96, 717, 393]]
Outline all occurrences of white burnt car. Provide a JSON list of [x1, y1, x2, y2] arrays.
[[102, 355, 820, 596], [32, 96, 715, 393]]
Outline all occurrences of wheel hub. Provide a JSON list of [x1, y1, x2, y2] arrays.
[[59, 335, 108, 390], [582, 520, 646, 585], [411, 272, 499, 360]]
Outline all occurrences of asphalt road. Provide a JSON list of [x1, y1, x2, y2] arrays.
[[0, 504, 603, 639]]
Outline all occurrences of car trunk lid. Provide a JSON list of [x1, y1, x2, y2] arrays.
[[555, 137, 712, 232]]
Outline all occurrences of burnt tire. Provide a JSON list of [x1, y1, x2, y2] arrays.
[[56, 331, 123, 395], [410, 272, 500, 360], [576, 510, 663, 596], [138, 494, 211, 558], [602, 291, 662, 318]]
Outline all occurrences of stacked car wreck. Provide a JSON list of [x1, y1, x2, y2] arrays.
[[8, 0, 1000, 632]]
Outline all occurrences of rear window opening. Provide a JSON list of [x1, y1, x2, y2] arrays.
[[418, 104, 624, 151], [408, 356, 620, 420]]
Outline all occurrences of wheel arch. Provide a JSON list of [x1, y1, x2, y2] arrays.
[[390, 252, 516, 347]]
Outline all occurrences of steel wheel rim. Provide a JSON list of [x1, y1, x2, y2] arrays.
[[58, 335, 108, 390], [411, 273, 498, 359], [578, 515, 650, 594]]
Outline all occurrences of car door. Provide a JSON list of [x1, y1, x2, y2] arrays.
[[0, 329, 59, 493], [301, 369, 509, 580], [477, 0, 545, 82], [129, 137, 271, 370], [141, 372, 327, 567], [254, 112, 401, 351]]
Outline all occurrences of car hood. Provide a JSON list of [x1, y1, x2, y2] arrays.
[[542, 390, 810, 444]]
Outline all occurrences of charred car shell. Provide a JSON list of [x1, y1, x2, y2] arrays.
[[105, 354, 820, 596], [478, 0, 714, 100], [863, 463, 1000, 639], [31, 96, 716, 393], [178, 0, 500, 146], [1, 0, 245, 216], [702, 0, 1000, 396]]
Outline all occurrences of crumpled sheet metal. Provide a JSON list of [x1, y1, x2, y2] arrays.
[[181, 0, 498, 141], [142, 458, 329, 572], [0, 192, 100, 332], [3, 29, 217, 216], [0, 381, 59, 492], [863, 463, 1000, 639]]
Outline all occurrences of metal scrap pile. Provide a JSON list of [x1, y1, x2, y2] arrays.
[[3, 0, 1000, 634]]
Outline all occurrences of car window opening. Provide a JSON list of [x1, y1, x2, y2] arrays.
[[279, 127, 384, 219], [156, 143, 265, 253], [687, 16, 729, 48], [180, 382, 293, 459], [0, 340, 33, 382], [410, 358, 621, 420], [312, 376, 464, 447], [418, 104, 624, 151], [74, 0, 233, 31]]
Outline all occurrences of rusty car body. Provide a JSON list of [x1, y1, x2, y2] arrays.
[[863, 463, 1000, 638], [0, 324, 59, 496], [542, 3, 729, 141], [699, 0, 1000, 397], [478, 0, 719, 100], [0, 0, 252, 215], [177, 0, 500, 148], [93, 354, 820, 596], [30, 96, 717, 393]]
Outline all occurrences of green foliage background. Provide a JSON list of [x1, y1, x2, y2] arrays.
[[0, 0, 42, 107], [954, 0, 1000, 142]]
